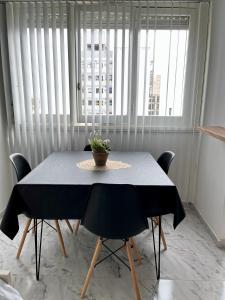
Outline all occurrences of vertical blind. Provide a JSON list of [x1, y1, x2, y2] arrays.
[[0, 1, 209, 167]]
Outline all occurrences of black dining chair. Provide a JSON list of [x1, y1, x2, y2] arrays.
[[157, 151, 175, 175], [83, 144, 92, 151], [9, 153, 73, 258], [73, 144, 92, 234], [152, 151, 175, 251], [80, 183, 148, 300]]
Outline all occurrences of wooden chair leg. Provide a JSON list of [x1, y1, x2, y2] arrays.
[[65, 219, 73, 233], [54, 220, 67, 257], [152, 217, 167, 251], [130, 238, 142, 265], [152, 217, 158, 228], [16, 218, 32, 259], [126, 239, 142, 300], [81, 237, 102, 299], [74, 219, 81, 235], [32, 219, 35, 234], [160, 227, 167, 251]]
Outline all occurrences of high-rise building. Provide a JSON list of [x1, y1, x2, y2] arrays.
[[81, 43, 113, 115], [148, 61, 161, 116]]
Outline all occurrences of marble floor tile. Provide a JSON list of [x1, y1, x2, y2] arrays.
[[145, 279, 225, 300], [0, 206, 225, 299]]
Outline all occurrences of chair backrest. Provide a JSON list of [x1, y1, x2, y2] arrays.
[[9, 153, 31, 182], [82, 183, 148, 239], [83, 144, 92, 151], [157, 151, 175, 175]]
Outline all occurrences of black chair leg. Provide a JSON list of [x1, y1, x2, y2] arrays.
[[34, 219, 44, 281], [151, 216, 161, 280]]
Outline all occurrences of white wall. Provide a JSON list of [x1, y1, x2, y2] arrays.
[[195, 0, 225, 241], [0, 55, 12, 213]]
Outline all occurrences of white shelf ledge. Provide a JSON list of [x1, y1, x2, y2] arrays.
[[198, 126, 225, 142]]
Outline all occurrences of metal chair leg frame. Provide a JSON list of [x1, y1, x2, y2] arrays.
[[95, 240, 130, 270], [151, 216, 161, 280], [34, 219, 44, 281]]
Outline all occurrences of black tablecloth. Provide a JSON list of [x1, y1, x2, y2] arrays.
[[1, 152, 185, 239]]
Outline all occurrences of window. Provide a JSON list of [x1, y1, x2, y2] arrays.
[[8, 2, 208, 131], [137, 29, 188, 117], [77, 4, 208, 128], [80, 28, 129, 117]]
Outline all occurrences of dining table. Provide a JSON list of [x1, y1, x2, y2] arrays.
[[0, 151, 185, 280]]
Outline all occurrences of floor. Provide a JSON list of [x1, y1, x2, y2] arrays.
[[0, 205, 225, 300]]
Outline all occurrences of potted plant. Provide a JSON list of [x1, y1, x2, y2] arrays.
[[89, 134, 111, 166]]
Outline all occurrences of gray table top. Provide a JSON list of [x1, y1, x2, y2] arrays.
[[19, 151, 174, 187]]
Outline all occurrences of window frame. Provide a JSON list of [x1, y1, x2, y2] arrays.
[[75, 3, 208, 129], [132, 6, 199, 129]]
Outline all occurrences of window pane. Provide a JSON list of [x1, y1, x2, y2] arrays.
[[137, 29, 189, 117], [80, 29, 129, 116]]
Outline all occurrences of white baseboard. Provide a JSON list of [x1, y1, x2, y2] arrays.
[[192, 203, 225, 248]]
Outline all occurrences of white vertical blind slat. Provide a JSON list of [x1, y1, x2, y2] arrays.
[[60, 2, 68, 150], [83, 4, 88, 141], [172, 16, 180, 114], [133, 2, 141, 150], [91, 0, 96, 134], [112, 0, 118, 141], [29, 2, 43, 161], [147, 0, 157, 147], [119, 2, 126, 147], [14, 3, 29, 158], [20, 2, 37, 165], [126, 1, 133, 150], [181, 28, 188, 118], [68, 2, 76, 150], [98, 0, 103, 136], [0, 4, 15, 152], [36, 2, 49, 156], [43, 2, 55, 151], [52, 2, 61, 150], [76, 0, 82, 149], [164, 1, 174, 116], [105, 0, 110, 137], [141, 0, 150, 147]]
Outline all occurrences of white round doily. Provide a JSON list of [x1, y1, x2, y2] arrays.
[[77, 159, 131, 171]]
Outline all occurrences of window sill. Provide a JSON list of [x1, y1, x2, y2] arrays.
[[73, 123, 198, 133]]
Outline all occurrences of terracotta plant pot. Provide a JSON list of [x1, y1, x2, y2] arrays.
[[92, 152, 109, 166]]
